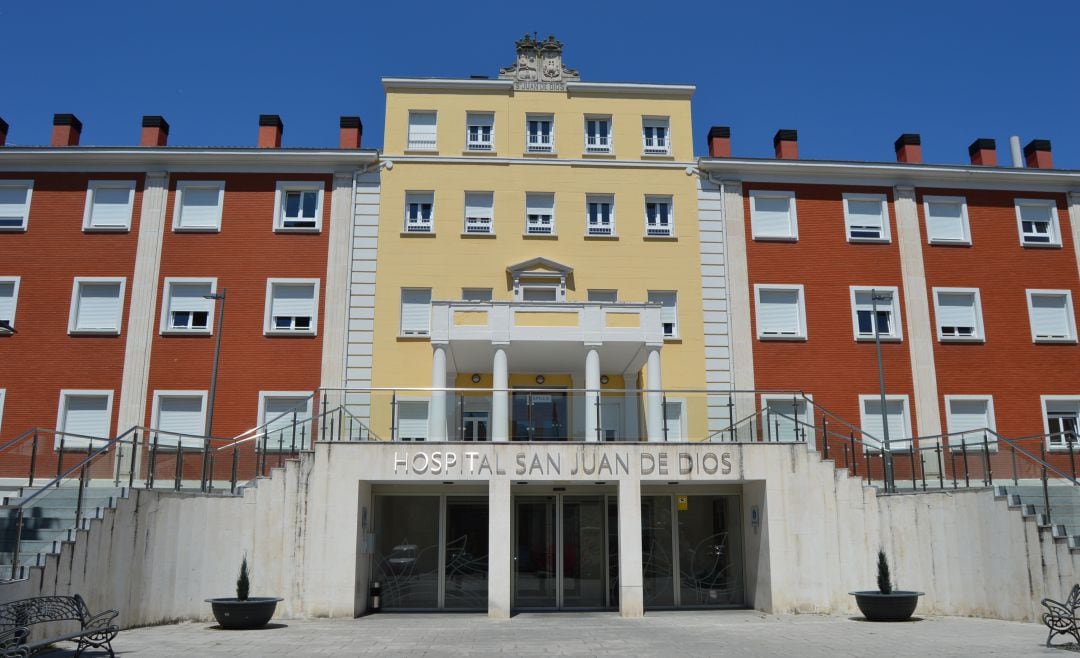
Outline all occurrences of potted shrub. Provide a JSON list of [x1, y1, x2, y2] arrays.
[[206, 556, 283, 629], [851, 549, 923, 622]]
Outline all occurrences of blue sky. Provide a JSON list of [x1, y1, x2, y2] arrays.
[[1, 0, 1077, 167]]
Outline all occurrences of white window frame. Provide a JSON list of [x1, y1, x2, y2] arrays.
[[1015, 198, 1061, 248], [159, 277, 217, 336], [407, 111, 438, 151], [648, 290, 679, 339], [644, 195, 674, 237], [843, 193, 892, 243], [400, 288, 432, 336], [258, 391, 314, 451], [396, 398, 430, 441], [264, 278, 319, 336], [849, 286, 903, 342], [273, 181, 324, 233], [923, 195, 970, 245], [150, 390, 208, 449], [1026, 289, 1078, 343], [0, 276, 20, 331], [68, 277, 126, 335], [0, 179, 33, 232], [172, 180, 225, 232], [525, 192, 555, 236], [642, 117, 670, 155], [932, 287, 985, 343], [1042, 395, 1080, 451], [754, 284, 808, 341], [584, 116, 613, 154], [465, 112, 495, 152], [525, 114, 554, 153], [585, 194, 615, 237], [56, 389, 114, 449], [749, 190, 798, 241], [463, 191, 495, 235], [404, 191, 434, 233], [760, 393, 815, 447], [858, 394, 913, 452], [82, 180, 136, 232], [944, 395, 997, 451]]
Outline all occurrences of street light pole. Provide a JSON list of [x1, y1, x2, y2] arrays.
[[204, 289, 227, 438], [871, 289, 895, 493]]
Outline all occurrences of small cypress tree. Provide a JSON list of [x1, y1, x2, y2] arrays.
[[236, 556, 250, 601], [876, 549, 892, 595]]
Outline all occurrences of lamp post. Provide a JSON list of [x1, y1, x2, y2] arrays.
[[204, 290, 227, 437], [870, 289, 895, 493]]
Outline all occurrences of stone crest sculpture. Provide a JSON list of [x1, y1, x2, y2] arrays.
[[499, 33, 580, 91]]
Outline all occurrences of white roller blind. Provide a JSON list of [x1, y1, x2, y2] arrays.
[[0, 185, 29, 223], [272, 284, 315, 318], [61, 395, 110, 443], [758, 289, 800, 335], [1019, 203, 1052, 222], [0, 282, 14, 323], [847, 199, 884, 227], [401, 289, 431, 334], [752, 195, 794, 237], [398, 401, 429, 440], [408, 112, 437, 141], [264, 396, 311, 447], [179, 186, 222, 228], [663, 402, 683, 441], [861, 399, 908, 450], [1031, 294, 1070, 339], [467, 113, 493, 127], [157, 396, 204, 446], [937, 292, 976, 329], [89, 185, 132, 227], [765, 399, 805, 442], [648, 291, 677, 326], [526, 193, 554, 215], [169, 282, 213, 313], [949, 399, 991, 446], [926, 201, 964, 241], [75, 282, 122, 331], [465, 192, 493, 218]]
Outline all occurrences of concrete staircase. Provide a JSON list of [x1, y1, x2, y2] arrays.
[[996, 483, 1080, 549]]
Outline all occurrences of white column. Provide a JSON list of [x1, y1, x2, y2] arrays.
[[584, 349, 601, 442], [429, 345, 448, 441], [646, 347, 664, 442], [492, 348, 509, 442], [488, 478, 512, 618], [617, 478, 644, 617]]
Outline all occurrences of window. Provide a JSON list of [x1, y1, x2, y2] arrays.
[[274, 182, 324, 232], [859, 395, 912, 451], [464, 192, 494, 234], [586, 194, 615, 236], [56, 390, 113, 449], [83, 180, 136, 231], [754, 284, 807, 340], [932, 288, 984, 342], [1015, 199, 1061, 247], [525, 193, 555, 235], [761, 395, 812, 444], [259, 392, 313, 450], [0, 277, 20, 331], [642, 117, 670, 155], [397, 400, 429, 441], [750, 190, 798, 241], [69, 277, 126, 335], [1044, 397, 1080, 450], [404, 192, 434, 233], [1027, 290, 1077, 343], [849, 287, 902, 341], [663, 400, 685, 441], [648, 291, 678, 338], [526, 115, 554, 153], [400, 288, 432, 336], [923, 195, 970, 245], [843, 193, 891, 242], [645, 196, 674, 237], [264, 279, 319, 335], [407, 111, 437, 151], [585, 116, 612, 153], [0, 180, 32, 231], [462, 288, 493, 302], [945, 396, 996, 450], [588, 290, 618, 303], [173, 181, 225, 231], [160, 278, 216, 335], [466, 112, 494, 151], [521, 286, 557, 302], [151, 391, 206, 448]]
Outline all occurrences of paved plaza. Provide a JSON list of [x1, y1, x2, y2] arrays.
[[34, 610, 1077, 657]]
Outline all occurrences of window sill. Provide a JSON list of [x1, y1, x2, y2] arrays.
[[461, 232, 496, 238], [397, 334, 431, 341], [523, 151, 558, 158], [274, 226, 322, 234], [644, 235, 678, 241], [462, 149, 497, 156], [1021, 242, 1063, 249], [83, 226, 131, 233], [1033, 337, 1078, 344], [161, 329, 213, 337], [752, 235, 798, 243], [0, 226, 28, 232], [758, 335, 808, 342], [404, 148, 438, 155], [641, 153, 674, 160], [264, 330, 317, 338], [584, 234, 619, 240], [663, 337, 682, 344], [173, 226, 222, 233], [846, 237, 891, 244], [68, 329, 121, 336], [400, 231, 436, 238], [938, 336, 985, 344], [581, 152, 616, 159], [928, 239, 972, 247], [856, 336, 903, 343], [523, 232, 557, 239]]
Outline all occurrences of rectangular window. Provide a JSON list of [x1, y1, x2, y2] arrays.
[[933, 288, 984, 342], [588, 290, 618, 303], [83, 180, 136, 231], [404, 192, 434, 233], [525, 192, 555, 235], [259, 393, 313, 450], [849, 287, 902, 341], [645, 195, 674, 237], [750, 190, 798, 241], [274, 181, 324, 232], [152, 391, 207, 448], [923, 195, 970, 245], [585, 117, 612, 153], [648, 291, 678, 338], [462, 288, 493, 302], [1027, 290, 1077, 343], [407, 111, 437, 151], [56, 390, 113, 449], [755, 284, 807, 340], [586, 194, 615, 236], [173, 181, 225, 231], [69, 277, 126, 335], [843, 193, 891, 242], [642, 118, 670, 155], [521, 286, 557, 302], [0, 180, 33, 231], [761, 395, 812, 444], [526, 115, 554, 153], [1015, 198, 1061, 247], [663, 400, 685, 441], [401, 288, 432, 336], [0, 277, 20, 331], [160, 278, 216, 335], [397, 400, 430, 441], [1043, 397, 1080, 450], [264, 279, 319, 335], [466, 112, 494, 151], [946, 396, 996, 450], [464, 191, 494, 234], [859, 395, 912, 451]]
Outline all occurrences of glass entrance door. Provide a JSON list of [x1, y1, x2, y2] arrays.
[[512, 390, 569, 441], [514, 496, 557, 608]]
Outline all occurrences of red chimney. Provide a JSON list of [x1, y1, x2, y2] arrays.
[[894, 133, 922, 164], [1024, 139, 1053, 169], [258, 114, 283, 148], [340, 116, 363, 149], [773, 129, 798, 160], [706, 126, 731, 158], [0, 117, 7, 147], [51, 113, 82, 146], [140, 115, 169, 147], [968, 138, 997, 166]]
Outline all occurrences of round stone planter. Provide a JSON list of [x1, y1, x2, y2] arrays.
[[205, 597, 283, 629], [851, 591, 923, 622]]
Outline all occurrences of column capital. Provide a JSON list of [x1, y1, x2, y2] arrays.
[[893, 185, 916, 199]]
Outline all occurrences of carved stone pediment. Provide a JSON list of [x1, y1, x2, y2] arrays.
[[499, 33, 580, 91]]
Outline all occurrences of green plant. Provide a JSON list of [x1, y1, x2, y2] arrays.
[[876, 549, 892, 595], [236, 556, 250, 601]]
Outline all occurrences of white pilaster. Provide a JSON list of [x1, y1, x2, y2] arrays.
[[492, 348, 509, 442], [429, 345, 448, 441], [646, 347, 664, 442], [698, 175, 734, 434], [487, 478, 512, 618], [319, 170, 358, 413], [1068, 193, 1080, 284], [721, 179, 757, 426], [617, 477, 644, 617], [344, 170, 381, 421], [584, 348, 601, 442]]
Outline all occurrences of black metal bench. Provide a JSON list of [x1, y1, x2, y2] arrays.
[[0, 595, 118, 657], [1042, 583, 1080, 647]]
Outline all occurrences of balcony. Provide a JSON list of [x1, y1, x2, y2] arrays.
[[407, 138, 437, 151], [466, 140, 493, 152], [586, 224, 614, 236], [585, 137, 612, 154], [526, 138, 554, 153], [642, 137, 670, 156], [646, 224, 673, 237], [464, 217, 493, 234]]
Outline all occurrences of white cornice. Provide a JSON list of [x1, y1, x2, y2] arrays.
[[0, 148, 379, 173], [381, 77, 515, 91], [380, 77, 695, 97], [565, 82, 695, 97], [391, 154, 693, 169]]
